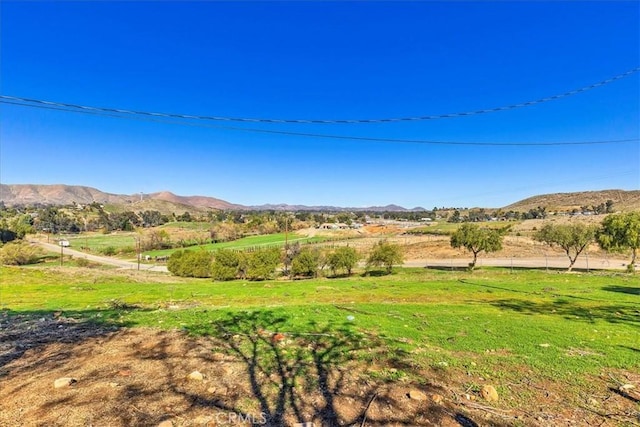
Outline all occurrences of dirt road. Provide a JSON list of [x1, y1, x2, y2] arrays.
[[31, 240, 628, 273], [31, 241, 168, 272]]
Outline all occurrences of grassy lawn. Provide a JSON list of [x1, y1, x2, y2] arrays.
[[2, 265, 637, 392]]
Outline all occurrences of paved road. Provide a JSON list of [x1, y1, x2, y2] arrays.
[[31, 241, 168, 272]]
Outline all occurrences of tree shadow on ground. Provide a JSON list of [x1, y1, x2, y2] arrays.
[[602, 285, 640, 296], [0, 308, 139, 376], [488, 298, 639, 328], [173, 310, 501, 427]]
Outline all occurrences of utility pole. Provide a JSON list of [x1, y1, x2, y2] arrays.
[[60, 241, 63, 266]]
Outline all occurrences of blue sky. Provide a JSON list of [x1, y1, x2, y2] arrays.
[[1, 1, 638, 208]]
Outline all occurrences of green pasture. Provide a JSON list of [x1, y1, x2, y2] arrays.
[[2, 266, 637, 391], [66, 232, 138, 253], [142, 232, 325, 257]]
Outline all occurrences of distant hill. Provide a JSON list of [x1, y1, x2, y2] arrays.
[[503, 189, 640, 212], [3, 184, 637, 214], [0, 184, 422, 212]]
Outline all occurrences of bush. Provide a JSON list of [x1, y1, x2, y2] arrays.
[[245, 247, 281, 281], [0, 242, 43, 265], [100, 246, 116, 256], [211, 249, 244, 281], [291, 248, 322, 278], [167, 249, 213, 278]]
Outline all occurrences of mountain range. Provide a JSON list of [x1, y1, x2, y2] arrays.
[[1, 184, 639, 213]]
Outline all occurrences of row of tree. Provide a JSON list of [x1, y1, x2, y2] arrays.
[[167, 241, 404, 280], [449, 212, 639, 272]]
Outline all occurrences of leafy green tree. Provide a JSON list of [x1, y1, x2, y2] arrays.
[[366, 241, 403, 274], [211, 249, 244, 281], [327, 246, 359, 276], [290, 248, 322, 278], [167, 249, 212, 278], [534, 222, 597, 272], [245, 247, 281, 280], [598, 212, 640, 272], [450, 223, 504, 270]]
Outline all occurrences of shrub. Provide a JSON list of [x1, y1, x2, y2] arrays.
[[167, 249, 213, 278], [211, 249, 244, 281], [291, 248, 322, 278], [100, 246, 116, 256], [0, 242, 43, 265], [245, 247, 281, 281]]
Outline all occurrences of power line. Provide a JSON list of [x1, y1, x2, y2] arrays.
[[1, 67, 638, 124], [2, 99, 638, 147]]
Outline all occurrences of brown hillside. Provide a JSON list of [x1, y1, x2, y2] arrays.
[[503, 189, 640, 212]]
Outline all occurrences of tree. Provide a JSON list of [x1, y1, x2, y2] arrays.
[[167, 249, 212, 278], [211, 249, 244, 281], [450, 223, 504, 270], [245, 247, 281, 280], [598, 212, 640, 272], [290, 248, 322, 278], [366, 241, 403, 274], [327, 246, 359, 276], [534, 222, 597, 272]]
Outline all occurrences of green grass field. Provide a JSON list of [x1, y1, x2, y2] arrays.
[[142, 232, 326, 257], [66, 232, 138, 253], [2, 265, 637, 391]]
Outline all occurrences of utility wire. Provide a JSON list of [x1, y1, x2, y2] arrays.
[[1, 67, 638, 124], [2, 99, 638, 147]]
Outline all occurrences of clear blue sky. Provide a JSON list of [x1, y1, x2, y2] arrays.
[[1, 1, 638, 208]]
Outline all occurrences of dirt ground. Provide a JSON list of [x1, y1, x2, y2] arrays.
[[1, 313, 638, 427]]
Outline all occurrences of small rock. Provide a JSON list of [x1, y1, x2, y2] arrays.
[[408, 389, 427, 401], [108, 382, 119, 388], [431, 393, 444, 404], [587, 397, 599, 406], [118, 369, 132, 377], [539, 343, 551, 348], [54, 377, 77, 388], [157, 420, 173, 427], [620, 384, 635, 391], [481, 385, 499, 402], [187, 371, 204, 381]]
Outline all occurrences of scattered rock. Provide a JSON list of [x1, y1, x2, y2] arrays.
[[157, 420, 173, 427], [481, 385, 499, 402], [408, 389, 427, 401], [187, 370, 204, 381], [431, 393, 444, 404], [54, 377, 77, 388], [118, 369, 132, 377]]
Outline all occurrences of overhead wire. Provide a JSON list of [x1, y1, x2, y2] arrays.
[[0, 66, 638, 124], [2, 99, 638, 147]]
